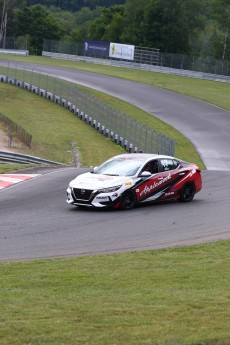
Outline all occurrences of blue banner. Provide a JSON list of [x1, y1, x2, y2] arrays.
[[84, 40, 110, 58]]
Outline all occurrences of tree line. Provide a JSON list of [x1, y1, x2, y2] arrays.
[[26, 0, 125, 12], [1, 0, 230, 61]]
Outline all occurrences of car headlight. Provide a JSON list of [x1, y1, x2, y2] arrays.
[[98, 185, 122, 193]]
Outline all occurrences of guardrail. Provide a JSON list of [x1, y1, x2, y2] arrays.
[[43, 51, 230, 84], [43, 39, 230, 81], [0, 69, 176, 156], [0, 151, 63, 165], [0, 49, 29, 56]]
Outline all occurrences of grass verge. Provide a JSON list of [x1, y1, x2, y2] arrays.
[[1, 54, 230, 173], [0, 80, 205, 174], [1, 55, 230, 111], [0, 56, 230, 345], [0, 83, 125, 173], [1, 241, 230, 345]]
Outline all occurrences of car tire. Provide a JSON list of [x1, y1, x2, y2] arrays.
[[120, 191, 136, 210], [179, 183, 195, 202]]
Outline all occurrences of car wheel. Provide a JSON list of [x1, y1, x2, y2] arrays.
[[120, 191, 136, 210], [179, 183, 195, 202]]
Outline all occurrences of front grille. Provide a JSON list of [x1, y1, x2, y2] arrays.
[[72, 188, 93, 201]]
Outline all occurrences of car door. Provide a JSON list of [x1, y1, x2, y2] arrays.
[[134, 158, 181, 202], [134, 159, 168, 202]]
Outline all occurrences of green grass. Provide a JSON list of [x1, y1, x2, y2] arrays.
[[0, 241, 230, 345], [0, 81, 205, 173], [0, 71, 206, 174], [0, 83, 125, 172], [0, 163, 39, 174], [1, 55, 230, 111], [1, 53, 230, 174], [0, 56, 230, 345]]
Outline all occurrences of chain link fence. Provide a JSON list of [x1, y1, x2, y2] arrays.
[[43, 39, 230, 77], [0, 62, 175, 156], [0, 112, 32, 147], [0, 36, 29, 50]]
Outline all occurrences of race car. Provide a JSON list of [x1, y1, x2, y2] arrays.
[[66, 153, 202, 210]]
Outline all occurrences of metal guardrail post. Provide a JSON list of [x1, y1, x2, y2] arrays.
[[0, 68, 176, 156]]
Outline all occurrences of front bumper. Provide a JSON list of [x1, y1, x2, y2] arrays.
[[66, 187, 120, 208]]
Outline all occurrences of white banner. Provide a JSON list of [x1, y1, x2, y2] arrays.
[[109, 43, 134, 61]]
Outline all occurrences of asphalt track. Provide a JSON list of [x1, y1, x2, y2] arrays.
[[0, 61, 230, 260], [0, 167, 229, 261]]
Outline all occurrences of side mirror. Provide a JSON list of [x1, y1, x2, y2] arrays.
[[91, 166, 99, 173], [140, 171, 152, 178]]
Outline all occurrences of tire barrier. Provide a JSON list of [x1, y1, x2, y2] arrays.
[[0, 73, 176, 155]]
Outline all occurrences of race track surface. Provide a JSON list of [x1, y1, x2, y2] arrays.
[[0, 168, 230, 261], [1, 60, 230, 170], [0, 60, 230, 260]]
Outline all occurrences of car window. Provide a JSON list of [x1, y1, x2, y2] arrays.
[[141, 160, 159, 174], [160, 159, 180, 171], [96, 158, 144, 176]]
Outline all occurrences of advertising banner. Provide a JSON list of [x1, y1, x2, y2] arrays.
[[84, 40, 110, 58], [109, 43, 135, 61]]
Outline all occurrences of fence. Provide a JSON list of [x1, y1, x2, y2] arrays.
[[0, 112, 32, 147], [43, 39, 230, 77], [0, 63, 175, 156], [0, 36, 29, 50], [43, 40, 160, 65]]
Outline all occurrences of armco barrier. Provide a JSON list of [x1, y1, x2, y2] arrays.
[[0, 49, 29, 56], [0, 151, 62, 165], [43, 50, 230, 84]]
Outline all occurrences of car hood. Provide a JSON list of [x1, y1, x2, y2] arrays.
[[69, 172, 135, 189]]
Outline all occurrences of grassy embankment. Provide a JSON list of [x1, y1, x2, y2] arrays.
[[2, 54, 230, 173], [1, 241, 230, 345], [0, 56, 230, 345], [0, 79, 203, 173]]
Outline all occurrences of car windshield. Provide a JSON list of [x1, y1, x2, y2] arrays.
[[95, 158, 145, 176]]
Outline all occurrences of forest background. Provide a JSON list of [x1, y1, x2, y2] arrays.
[[1, 0, 230, 61]]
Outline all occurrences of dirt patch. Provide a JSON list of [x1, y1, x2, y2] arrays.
[[0, 126, 28, 152]]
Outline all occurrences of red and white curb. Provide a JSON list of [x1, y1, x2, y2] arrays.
[[0, 174, 40, 190]]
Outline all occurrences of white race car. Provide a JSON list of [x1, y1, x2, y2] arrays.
[[66, 153, 202, 210]]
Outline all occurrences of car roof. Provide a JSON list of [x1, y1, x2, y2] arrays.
[[111, 153, 175, 160]]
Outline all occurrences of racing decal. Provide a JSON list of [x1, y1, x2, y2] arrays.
[[135, 171, 188, 202], [95, 196, 109, 200], [139, 174, 171, 197], [124, 181, 133, 186], [188, 169, 196, 177], [165, 192, 175, 197], [0, 174, 40, 190], [141, 190, 165, 202]]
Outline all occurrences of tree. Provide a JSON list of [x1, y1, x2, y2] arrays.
[[25, 0, 125, 12], [12, 5, 64, 54], [89, 5, 124, 41], [102, 11, 124, 42], [70, 7, 103, 42], [48, 5, 75, 36], [84, 0, 125, 10], [122, 0, 206, 53], [211, 0, 230, 59], [0, 0, 25, 47], [120, 0, 146, 45]]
